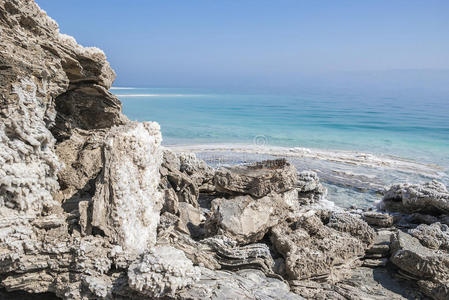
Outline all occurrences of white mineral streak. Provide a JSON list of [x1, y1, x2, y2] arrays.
[[92, 122, 163, 254], [0, 78, 61, 212]]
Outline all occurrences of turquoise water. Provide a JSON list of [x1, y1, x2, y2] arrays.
[[115, 87, 449, 169]]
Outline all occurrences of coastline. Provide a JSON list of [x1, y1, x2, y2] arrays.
[[166, 143, 448, 208]]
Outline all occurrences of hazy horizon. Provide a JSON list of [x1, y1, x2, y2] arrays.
[[37, 0, 449, 91]]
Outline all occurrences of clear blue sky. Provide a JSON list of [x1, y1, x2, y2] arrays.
[[36, 0, 449, 89]]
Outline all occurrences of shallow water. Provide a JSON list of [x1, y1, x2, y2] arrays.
[[115, 87, 449, 208]]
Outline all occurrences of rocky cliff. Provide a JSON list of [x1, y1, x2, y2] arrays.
[[1, 1, 449, 300]]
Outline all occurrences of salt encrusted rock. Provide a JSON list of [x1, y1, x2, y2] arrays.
[[178, 267, 304, 300], [409, 222, 449, 251], [382, 180, 449, 215], [91, 122, 163, 254], [207, 193, 289, 244], [362, 211, 394, 227], [127, 246, 201, 298], [0, 208, 119, 298], [390, 231, 449, 300], [296, 171, 327, 204], [270, 210, 370, 281], [0, 0, 123, 214], [0, 77, 62, 213], [214, 159, 297, 198]]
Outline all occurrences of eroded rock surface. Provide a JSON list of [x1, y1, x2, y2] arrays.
[[127, 246, 201, 298], [214, 159, 297, 198], [382, 180, 449, 215], [178, 268, 304, 300], [270, 210, 374, 281], [207, 193, 289, 244], [390, 231, 449, 300]]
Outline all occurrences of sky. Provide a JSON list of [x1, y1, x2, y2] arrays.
[[36, 0, 449, 90]]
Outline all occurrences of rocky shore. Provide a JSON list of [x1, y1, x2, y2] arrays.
[[1, 1, 449, 299]]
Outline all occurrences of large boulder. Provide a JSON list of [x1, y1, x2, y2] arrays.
[[0, 0, 126, 214], [270, 210, 374, 281], [382, 181, 449, 215], [207, 192, 292, 244], [390, 231, 449, 300], [0, 1, 165, 298]]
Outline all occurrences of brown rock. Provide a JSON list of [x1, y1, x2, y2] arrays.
[[214, 159, 297, 198]]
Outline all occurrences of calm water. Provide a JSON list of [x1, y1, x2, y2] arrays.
[[115, 87, 449, 169]]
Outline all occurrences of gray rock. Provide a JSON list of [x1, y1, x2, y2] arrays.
[[178, 267, 304, 300], [290, 266, 425, 299], [160, 150, 201, 208], [207, 193, 290, 244], [270, 210, 373, 281], [390, 230, 449, 300], [365, 230, 393, 258], [202, 235, 276, 274], [409, 222, 449, 251], [382, 180, 449, 215]]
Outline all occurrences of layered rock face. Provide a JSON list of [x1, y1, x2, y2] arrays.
[[2, 1, 449, 300], [0, 0, 163, 298]]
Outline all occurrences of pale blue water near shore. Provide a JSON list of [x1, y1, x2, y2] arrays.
[[114, 87, 449, 207]]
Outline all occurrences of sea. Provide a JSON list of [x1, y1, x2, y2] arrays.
[[113, 87, 449, 208]]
